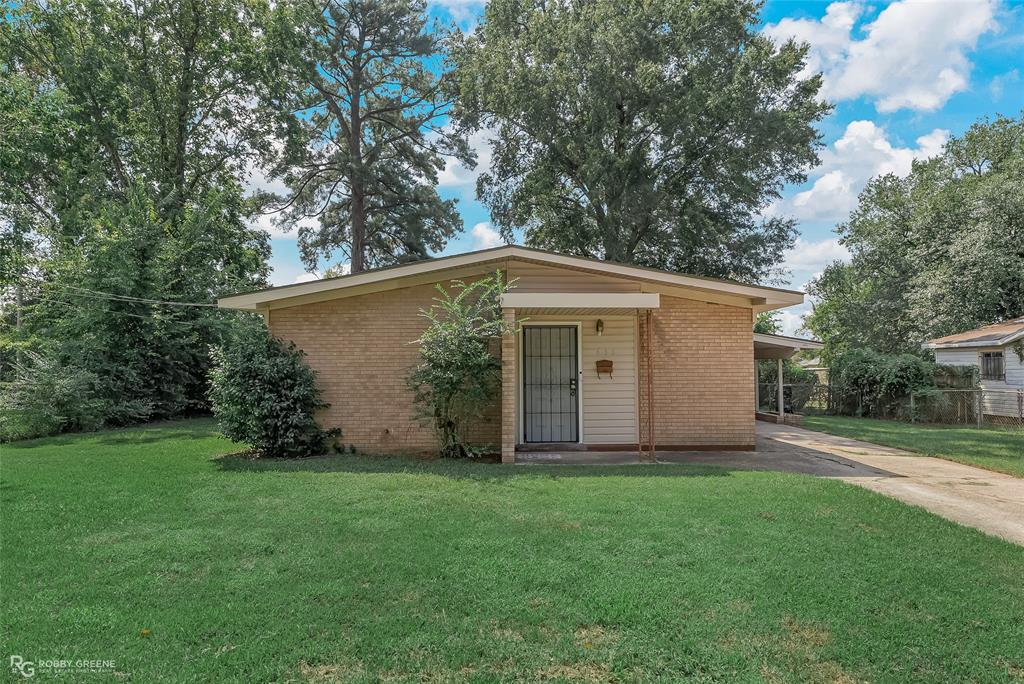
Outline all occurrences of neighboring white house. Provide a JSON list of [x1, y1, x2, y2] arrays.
[[924, 317, 1024, 419]]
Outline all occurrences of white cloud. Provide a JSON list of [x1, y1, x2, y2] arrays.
[[251, 211, 293, 239], [241, 147, 301, 239], [764, 0, 998, 112], [780, 120, 948, 223], [429, 0, 484, 26], [294, 272, 320, 284], [470, 221, 503, 249], [244, 161, 288, 199], [777, 307, 808, 337], [438, 127, 493, 189], [990, 69, 1020, 100], [783, 237, 850, 273], [249, 212, 325, 241], [324, 263, 351, 278]]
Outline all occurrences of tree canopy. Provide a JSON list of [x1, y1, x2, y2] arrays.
[[452, 0, 830, 282], [265, 0, 472, 273], [1, 0, 275, 436], [805, 115, 1024, 360]]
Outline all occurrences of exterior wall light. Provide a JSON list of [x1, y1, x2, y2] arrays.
[[596, 319, 604, 336]]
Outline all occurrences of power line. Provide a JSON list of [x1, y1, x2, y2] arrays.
[[28, 297, 222, 328], [15, 274, 221, 308], [58, 283, 220, 308]]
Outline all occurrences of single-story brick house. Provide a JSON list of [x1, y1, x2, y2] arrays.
[[218, 246, 812, 461]]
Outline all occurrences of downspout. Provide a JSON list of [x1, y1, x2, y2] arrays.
[[646, 309, 655, 459], [635, 309, 642, 462]]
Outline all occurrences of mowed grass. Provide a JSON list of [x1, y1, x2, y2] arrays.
[[3, 420, 1024, 682], [803, 416, 1024, 478]]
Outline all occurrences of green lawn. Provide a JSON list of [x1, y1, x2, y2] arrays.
[[3, 420, 1024, 682], [803, 416, 1024, 478]]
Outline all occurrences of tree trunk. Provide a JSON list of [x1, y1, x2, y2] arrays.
[[348, 30, 366, 274], [350, 184, 366, 273]]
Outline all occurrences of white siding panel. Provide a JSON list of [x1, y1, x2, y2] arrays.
[[934, 349, 980, 367], [1005, 347, 1024, 388], [935, 346, 1024, 416], [581, 317, 637, 444]]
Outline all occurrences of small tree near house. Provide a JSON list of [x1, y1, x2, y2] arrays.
[[408, 273, 516, 458]]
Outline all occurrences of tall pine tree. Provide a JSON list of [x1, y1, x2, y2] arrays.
[[266, 0, 472, 273]]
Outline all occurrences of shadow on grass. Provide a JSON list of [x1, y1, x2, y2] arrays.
[[214, 452, 733, 481]]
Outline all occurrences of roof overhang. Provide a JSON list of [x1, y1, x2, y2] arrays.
[[923, 331, 1024, 350], [754, 333, 824, 360], [218, 246, 803, 313]]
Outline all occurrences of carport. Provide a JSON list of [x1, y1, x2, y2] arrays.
[[753, 333, 824, 422]]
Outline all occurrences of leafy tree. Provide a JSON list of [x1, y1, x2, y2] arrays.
[[0, 351, 108, 441], [754, 312, 781, 335], [407, 273, 514, 458], [828, 348, 938, 417], [1, 0, 274, 431], [452, 0, 829, 281], [806, 115, 1024, 359], [209, 319, 337, 457], [265, 0, 472, 273]]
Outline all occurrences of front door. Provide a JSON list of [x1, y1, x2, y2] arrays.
[[523, 326, 579, 442]]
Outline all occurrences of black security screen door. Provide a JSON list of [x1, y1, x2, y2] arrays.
[[523, 326, 579, 442]]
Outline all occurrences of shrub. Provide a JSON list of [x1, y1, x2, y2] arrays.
[[757, 358, 819, 386], [407, 273, 516, 458], [208, 320, 336, 457], [0, 350, 125, 441], [829, 348, 938, 417]]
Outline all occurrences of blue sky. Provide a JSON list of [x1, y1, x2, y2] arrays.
[[256, 0, 1024, 333]]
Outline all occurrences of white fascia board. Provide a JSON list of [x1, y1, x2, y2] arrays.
[[500, 292, 660, 309]]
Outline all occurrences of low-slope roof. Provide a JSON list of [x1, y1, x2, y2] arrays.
[[924, 317, 1024, 349], [754, 333, 823, 360], [218, 245, 803, 312]]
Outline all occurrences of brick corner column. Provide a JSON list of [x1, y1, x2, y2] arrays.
[[500, 308, 517, 464]]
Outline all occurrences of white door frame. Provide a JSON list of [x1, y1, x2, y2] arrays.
[[517, 321, 584, 444]]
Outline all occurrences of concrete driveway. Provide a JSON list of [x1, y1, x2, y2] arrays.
[[518, 423, 1024, 545], [756, 422, 1024, 546]]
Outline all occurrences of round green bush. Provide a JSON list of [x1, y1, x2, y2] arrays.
[[209, 321, 336, 457]]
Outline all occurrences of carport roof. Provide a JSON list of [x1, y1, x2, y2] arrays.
[[754, 333, 824, 360]]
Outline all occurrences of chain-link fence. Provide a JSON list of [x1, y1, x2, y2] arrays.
[[757, 384, 1024, 429]]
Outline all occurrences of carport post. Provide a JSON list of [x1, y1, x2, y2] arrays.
[[777, 358, 785, 422], [754, 361, 760, 410]]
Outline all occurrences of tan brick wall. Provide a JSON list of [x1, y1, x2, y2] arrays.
[[267, 280, 501, 455], [500, 308, 517, 463], [269, 281, 755, 455], [639, 296, 755, 448]]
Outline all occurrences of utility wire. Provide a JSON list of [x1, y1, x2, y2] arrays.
[[15, 274, 221, 308], [29, 297, 220, 327]]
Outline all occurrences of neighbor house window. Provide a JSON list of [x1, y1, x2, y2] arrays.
[[980, 351, 1005, 381]]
